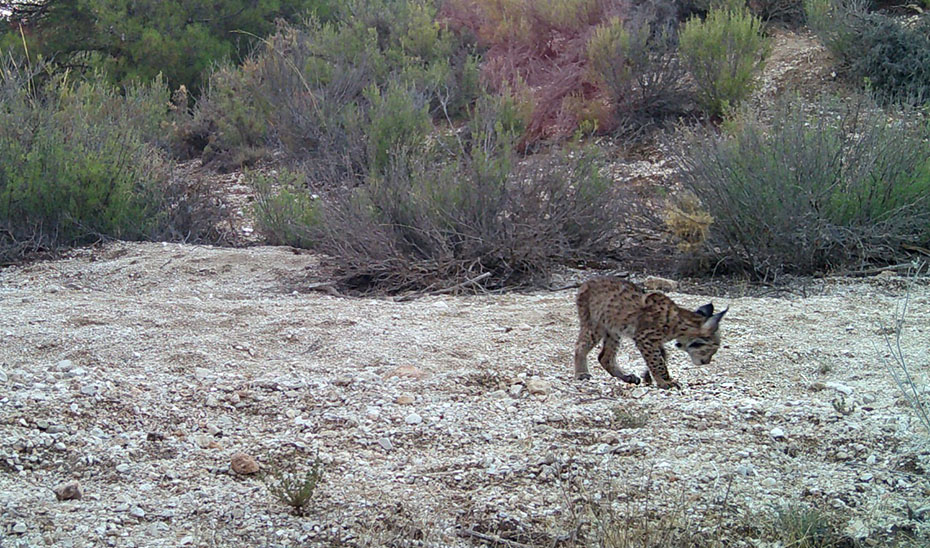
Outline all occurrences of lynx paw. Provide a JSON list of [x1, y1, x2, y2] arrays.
[[619, 373, 641, 385], [576, 372, 592, 381]]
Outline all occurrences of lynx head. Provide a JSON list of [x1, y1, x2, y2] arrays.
[[675, 303, 727, 365]]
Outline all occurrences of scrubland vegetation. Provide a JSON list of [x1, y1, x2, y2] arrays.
[[2, 0, 929, 288]]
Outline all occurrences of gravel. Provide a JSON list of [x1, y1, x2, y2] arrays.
[[1, 242, 928, 546]]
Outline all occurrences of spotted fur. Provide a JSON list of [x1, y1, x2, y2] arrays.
[[573, 277, 727, 389]]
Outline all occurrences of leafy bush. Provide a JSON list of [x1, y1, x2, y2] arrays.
[[0, 57, 222, 263], [296, 93, 640, 293], [194, 2, 476, 174], [679, 5, 770, 117], [674, 97, 930, 277], [586, 4, 689, 129], [251, 170, 321, 248], [1, 0, 335, 93], [806, 0, 930, 103]]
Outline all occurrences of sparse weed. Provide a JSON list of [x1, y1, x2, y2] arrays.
[[769, 504, 846, 548], [612, 407, 649, 429], [877, 264, 930, 435], [262, 457, 324, 516], [831, 395, 855, 416]]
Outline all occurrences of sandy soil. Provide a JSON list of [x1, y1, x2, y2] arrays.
[[1, 241, 928, 547]]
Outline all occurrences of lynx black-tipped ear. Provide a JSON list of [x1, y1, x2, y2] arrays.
[[701, 307, 728, 333], [695, 303, 714, 317]]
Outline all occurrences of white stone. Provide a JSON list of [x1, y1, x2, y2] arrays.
[[405, 413, 423, 425], [824, 382, 853, 396], [770, 427, 786, 440], [377, 437, 393, 451]]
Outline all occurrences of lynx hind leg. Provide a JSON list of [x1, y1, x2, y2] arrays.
[[599, 335, 640, 385], [574, 326, 599, 380]]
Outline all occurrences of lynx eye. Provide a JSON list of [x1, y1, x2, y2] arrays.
[[688, 341, 706, 349], [675, 342, 683, 348]]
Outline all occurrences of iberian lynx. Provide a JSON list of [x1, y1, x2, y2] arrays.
[[574, 277, 727, 389]]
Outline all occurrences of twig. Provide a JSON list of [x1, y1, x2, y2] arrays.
[[393, 272, 491, 302], [842, 262, 923, 277], [305, 282, 341, 297], [459, 527, 535, 548]]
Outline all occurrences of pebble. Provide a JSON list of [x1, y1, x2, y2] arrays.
[[736, 464, 755, 477], [760, 477, 777, 488], [115, 502, 130, 512], [37, 418, 49, 430], [377, 437, 393, 451], [230, 452, 260, 475], [770, 427, 786, 440], [385, 365, 427, 380], [509, 384, 523, 397], [57, 359, 75, 372], [54, 481, 83, 501], [80, 384, 97, 396], [825, 382, 853, 396], [0, 369, 7, 383], [488, 390, 508, 399], [404, 412, 423, 425], [48, 424, 67, 434], [116, 464, 131, 473], [130, 506, 146, 519], [395, 394, 414, 405], [12, 522, 27, 534], [526, 379, 551, 396], [643, 276, 678, 292], [66, 367, 87, 377], [194, 368, 211, 381]]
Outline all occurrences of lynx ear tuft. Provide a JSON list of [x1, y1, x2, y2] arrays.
[[701, 307, 728, 333], [695, 303, 714, 317]]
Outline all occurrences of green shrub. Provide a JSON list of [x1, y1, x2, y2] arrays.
[[192, 62, 271, 171], [586, 4, 688, 128], [806, 0, 930, 104], [194, 2, 476, 173], [0, 57, 221, 263], [251, 169, 321, 248], [679, 5, 770, 117], [1, 0, 335, 93], [674, 97, 930, 277]]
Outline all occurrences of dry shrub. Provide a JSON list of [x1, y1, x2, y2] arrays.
[[307, 94, 644, 293], [441, 0, 624, 144], [664, 191, 713, 252]]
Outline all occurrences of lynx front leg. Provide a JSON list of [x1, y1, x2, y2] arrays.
[[574, 327, 599, 380], [634, 339, 680, 389], [599, 335, 640, 385]]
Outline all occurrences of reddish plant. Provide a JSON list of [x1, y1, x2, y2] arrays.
[[440, 0, 627, 144]]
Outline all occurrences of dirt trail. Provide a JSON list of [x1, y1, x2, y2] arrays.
[[1, 241, 928, 546]]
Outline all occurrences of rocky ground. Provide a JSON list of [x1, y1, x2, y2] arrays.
[[1, 242, 929, 547]]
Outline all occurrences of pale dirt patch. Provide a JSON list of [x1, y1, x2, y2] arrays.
[[1, 242, 928, 546]]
